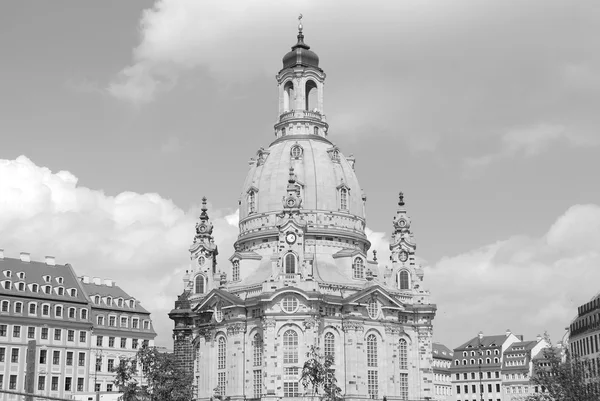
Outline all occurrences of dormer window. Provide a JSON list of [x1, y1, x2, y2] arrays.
[[4, 270, 11, 278], [340, 188, 348, 210], [43, 275, 51, 283], [94, 296, 100, 304], [69, 289, 77, 297], [129, 299, 135, 308], [232, 260, 240, 281], [31, 284, 38, 292], [3, 281, 11, 290], [248, 191, 256, 214], [56, 277, 63, 285], [17, 272, 24, 280], [44, 285, 51, 294], [352, 257, 364, 279], [56, 287, 64, 296], [17, 282, 25, 291], [117, 298, 123, 307], [106, 297, 112, 306]]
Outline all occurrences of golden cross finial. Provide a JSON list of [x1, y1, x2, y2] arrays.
[[298, 14, 303, 32]]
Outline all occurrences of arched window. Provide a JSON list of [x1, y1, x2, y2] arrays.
[[305, 80, 318, 111], [232, 260, 240, 281], [218, 337, 226, 369], [14, 302, 22, 314], [253, 334, 263, 367], [283, 330, 298, 364], [352, 258, 364, 279], [195, 275, 205, 294], [367, 334, 378, 399], [340, 188, 348, 210], [217, 336, 227, 395], [248, 191, 256, 214], [314, 126, 319, 135], [29, 303, 36, 314], [282, 128, 286, 136], [494, 357, 499, 363], [1, 300, 8, 312], [324, 332, 335, 362], [399, 339, 408, 370], [284, 253, 296, 274], [486, 358, 491, 364], [283, 81, 294, 112], [399, 270, 410, 290]]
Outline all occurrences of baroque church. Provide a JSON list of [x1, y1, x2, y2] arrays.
[[170, 19, 437, 401]]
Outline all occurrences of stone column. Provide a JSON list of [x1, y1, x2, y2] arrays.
[[261, 318, 277, 400], [342, 320, 364, 399], [227, 323, 247, 401]]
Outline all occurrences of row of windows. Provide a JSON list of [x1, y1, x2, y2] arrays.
[[455, 357, 500, 365], [0, 300, 88, 319], [462, 349, 500, 357], [455, 371, 501, 380], [247, 186, 349, 214], [1, 280, 77, 296], [95, 356, 138, 373], [96, 336, 148, 349], [0, 375, 86, 392], [571, 332, 600, 357], [96, 314, 149, 329], [456, 383, 502, 394], [2, 271, 64, 284], [0, 325, 87, 342], [92, 295, 136, 309]]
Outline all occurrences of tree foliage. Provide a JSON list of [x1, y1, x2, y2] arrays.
[[114, 344, 194, 401], [524, 337, 600, 401], [300, 345, 343, 401]]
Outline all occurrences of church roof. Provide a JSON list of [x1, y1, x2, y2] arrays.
[[281, 20, 320, 71]]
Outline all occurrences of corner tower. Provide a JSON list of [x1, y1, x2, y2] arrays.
[[171, 18, 436, 401]]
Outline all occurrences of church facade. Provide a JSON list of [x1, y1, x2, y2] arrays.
[[170, 21, 436, 401]]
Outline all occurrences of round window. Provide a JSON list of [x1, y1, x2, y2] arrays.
[[291, 146, 303, 158], [197, 256, 205, 266], [367, 300, 380, 319], [281, 296, 299, 314]]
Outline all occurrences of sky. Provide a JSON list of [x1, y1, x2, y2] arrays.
[[1, 0, 599, 349]]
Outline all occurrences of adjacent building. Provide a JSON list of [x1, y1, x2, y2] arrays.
[[80, 276, 156, 393], [568, 291, 600, 367], [450, 331, 548, 401], [432, 343, 453, 401], [0, 250, 155, 400], [170, 20, 437, 401]]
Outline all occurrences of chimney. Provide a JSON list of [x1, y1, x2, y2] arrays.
[[81, 276, 90, 284], [0, 249, 4, 259], [45, 256, 56, 266], [536, 334, 542, 342], [506, 329, 512, 337], [104, 279, 113, 287], [92, 277, 101, 285], [20, 252, 31, 262]]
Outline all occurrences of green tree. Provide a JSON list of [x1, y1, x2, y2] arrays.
[[524, 337, 600, 401], [300, 345, 343, 401], [114, 344, 194, 401]]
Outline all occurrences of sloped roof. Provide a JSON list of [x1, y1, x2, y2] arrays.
[[0, 256, 88, 303], [505, 341, 537, 353], [455, 335, 508, 350], [81, 281, 150, 314], [433, 342, 454, 360]]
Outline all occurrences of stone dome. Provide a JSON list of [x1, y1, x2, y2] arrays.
[[238, 135, 366, 243]]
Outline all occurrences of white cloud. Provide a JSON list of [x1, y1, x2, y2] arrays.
[[464, 123, 599, 175], [0, 155, 239, 346], [426, 204, 600, 347]]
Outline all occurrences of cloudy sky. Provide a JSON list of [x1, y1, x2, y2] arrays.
[[1, 0, 599, 349]]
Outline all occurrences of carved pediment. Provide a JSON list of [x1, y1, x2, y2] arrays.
[[343, 285, 405, 309], [193, 289, 244, 312]]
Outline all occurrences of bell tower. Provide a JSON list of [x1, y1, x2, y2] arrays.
[[274, 15, 328, 139]]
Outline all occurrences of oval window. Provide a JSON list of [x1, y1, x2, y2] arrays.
[[281, 296, 299, 314]]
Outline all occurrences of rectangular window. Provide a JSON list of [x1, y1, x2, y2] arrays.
[[55, 306, 62, 317], [132, 319, 139, 329], [65, 377, 72, 391], [399, 373, 408, 400], [95, 357, 102, 372], [29, 303, 36, 314], [42, 305, 49, 315], [143, 339, 149, 347], [109, 337, 115, 347], [0, 348, 4, 362], [109, 316, 116, 326], [69, 308, 75, 318], [96, 335, 103, 347], [38, 376, 46, 391], [457, 385, 461, 394], [28, 327, 35, 339], [66, 352, 73, 366], [121, 338, 127, 348], [77, 378, 84, 392], [488, 384, 492, 392], [217, 371, 226, 396], [67, 330, 74, 342], [107, 383, 113, 392], [496, 384, 501, 392], [13, 326, 20, 338], [108, 358, 114, 372], [51, 376, 59, 391], [80, 331, 87, 343], [120, 317, 128, 327], [54, 329, 61, 341], [53, 350, 60, 365], [9, 375, 17, 390], [143, 321, 149, 330], [11, 348, 19, 363], [81, 309, 88, 320], [78, 352, 85, 367], [367, 370, 378, 399], [464, 385, 468, 393], [0, 324, 6, 336], [253, 370, 262, 398], [132, 339, 139, 349], [0, 374, 3, 390], [40, 350, 47, 364], [472, 384, 476, 393], [95, 383, 101, 392], [41, 327, 48, 339]]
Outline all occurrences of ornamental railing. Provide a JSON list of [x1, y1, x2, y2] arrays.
[[279, 109, 323, 122]]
